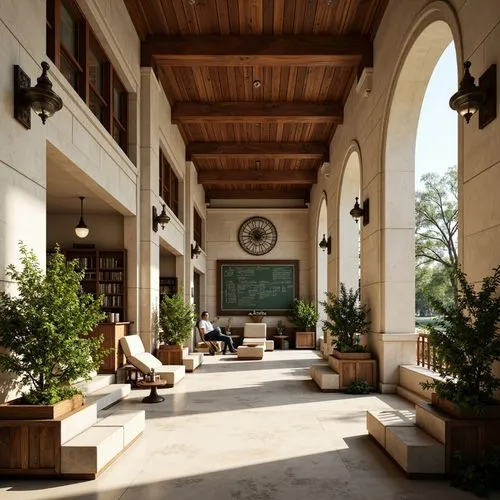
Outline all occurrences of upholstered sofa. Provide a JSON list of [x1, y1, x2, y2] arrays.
[[242, 323, 274, 351], [120, 335, 185, 387]]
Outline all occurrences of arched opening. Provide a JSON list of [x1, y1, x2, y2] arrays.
[[383, 20, 456, 336], [339, 150, 361, 292], [317, 195, 328, 343]]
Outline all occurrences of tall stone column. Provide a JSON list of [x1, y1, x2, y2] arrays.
[[138, 69, 161, 352]]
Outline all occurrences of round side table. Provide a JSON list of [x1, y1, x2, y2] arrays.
[[273, 335, 289, 350], [137, 379, 167, 403]]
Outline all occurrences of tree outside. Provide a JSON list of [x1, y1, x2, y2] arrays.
[[415, 166, 458, 317]]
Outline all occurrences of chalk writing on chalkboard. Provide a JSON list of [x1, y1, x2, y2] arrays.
[[217, 260, 299, 314]]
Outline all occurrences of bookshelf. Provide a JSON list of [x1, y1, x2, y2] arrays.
[[65, 248, 127, 322], [160, 277, 178, 301]]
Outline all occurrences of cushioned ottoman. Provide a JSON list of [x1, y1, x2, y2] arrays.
[[237, 345, 264, 360]]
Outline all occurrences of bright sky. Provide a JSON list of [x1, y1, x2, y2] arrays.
[[415, 43, 458, 188]]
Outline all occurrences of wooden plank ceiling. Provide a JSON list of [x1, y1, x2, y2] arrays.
[[124, 0, 388, 202]]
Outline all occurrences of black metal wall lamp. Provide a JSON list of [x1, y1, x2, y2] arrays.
[[350, 197, 369, 225], [152, 204, 170, 232], [14, 61, 63, 129], [319, 234, 331, 254]]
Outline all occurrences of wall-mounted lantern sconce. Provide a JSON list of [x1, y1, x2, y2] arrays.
[[152, 204, 170, 232], [350, 197, 369, 225], [319, 234, 331, 254], [14, 61, 63, 129], [449, 61, 497, 129], [74, 196, 89, 239], [191, 241, 202, 259]]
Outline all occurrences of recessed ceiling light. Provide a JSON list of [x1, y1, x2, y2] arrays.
[[253, 80, 262, 88]]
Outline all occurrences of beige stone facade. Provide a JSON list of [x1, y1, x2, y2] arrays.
[[1, 0, 500, 399]]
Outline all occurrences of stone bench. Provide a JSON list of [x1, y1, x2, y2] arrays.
[[61, 410, 145, 478], [310, 364, 339, 391], [366, 409, 416, 448], [237, 345, 264, 360], [183, 353, 204, 372], [386, 425, 445, 475]]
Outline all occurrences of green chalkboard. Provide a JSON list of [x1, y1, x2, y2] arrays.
[[217, 260, 299, 315]]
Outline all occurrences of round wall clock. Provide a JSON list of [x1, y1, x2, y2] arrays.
[[238, 216, 278, 256]]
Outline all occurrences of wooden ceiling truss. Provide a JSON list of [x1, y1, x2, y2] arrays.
[[124, 0, 389, 201]]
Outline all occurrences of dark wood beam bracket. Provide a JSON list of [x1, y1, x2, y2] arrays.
[[205, 188, 310, 202], [187, 142, 329, 161], [172, 101, 343, 124], [198, 169, 316, 185], [142, 34, 372, 68]]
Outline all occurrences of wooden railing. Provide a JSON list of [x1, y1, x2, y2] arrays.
[[416, 332, 441, 372]]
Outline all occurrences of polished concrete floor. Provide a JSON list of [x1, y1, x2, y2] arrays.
[[0, 350, 486, 499]]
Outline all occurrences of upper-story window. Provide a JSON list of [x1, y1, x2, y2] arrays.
[[159, 150, 179, 218], [194, 208, 203, 250], [46, 0, 128, 154]]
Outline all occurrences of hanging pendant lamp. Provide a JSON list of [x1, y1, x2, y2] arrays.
[[75, 196, 90, 238]]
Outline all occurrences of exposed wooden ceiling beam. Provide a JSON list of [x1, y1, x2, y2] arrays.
[[205, 188, 310, 201], [187, 142, 328, 161], [198, 169, 316, 185], [172, 101, 343, 124], [142, 35, 372, 67]]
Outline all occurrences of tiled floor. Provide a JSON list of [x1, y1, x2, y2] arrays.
[[0, 350, 485, 499]]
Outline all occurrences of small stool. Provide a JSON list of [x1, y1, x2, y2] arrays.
[[237, 345, 264, 360]]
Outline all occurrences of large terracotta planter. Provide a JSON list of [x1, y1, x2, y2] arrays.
[[0, 393, 84, 420], [157, 344, 183, 365], [431, 393, 500, 419]]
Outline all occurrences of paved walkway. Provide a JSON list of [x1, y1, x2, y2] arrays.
[[0, 350, 483, 500]]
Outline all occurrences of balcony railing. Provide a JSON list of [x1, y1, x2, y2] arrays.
[[416, 332, 442, 372]]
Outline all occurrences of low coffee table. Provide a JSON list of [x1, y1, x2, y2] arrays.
[[136, 379, 167, 403]]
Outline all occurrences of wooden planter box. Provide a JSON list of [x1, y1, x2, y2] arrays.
[[157, 344, 183, 365], [417, 402, 500, 473], [0, 395, 85, 476], [431, 393, 500, 419], [0, 394, 84, 420], [295, 331, 315, 349], [332, 349, 371, 360], [328, 353, 377, 390]]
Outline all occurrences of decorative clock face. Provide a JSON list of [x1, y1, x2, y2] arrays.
[[238, 217, 277, 256]]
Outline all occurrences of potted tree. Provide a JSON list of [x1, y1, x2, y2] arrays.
[[320, 283, 376, 389], [158, 288, 196, 365], [289, 298, 319, 348], [421, 264, 500, 418], [0, 243, 107, 417], [415, 265, 500, 475]]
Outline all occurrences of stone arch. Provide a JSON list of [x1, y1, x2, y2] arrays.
[[379, 1, 461, 336], [337, 142, 362, 293]]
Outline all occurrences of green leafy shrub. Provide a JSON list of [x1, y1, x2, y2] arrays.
[[0, 243, 107, 405], [321, 283, 370, 353], [421, 265, 500, 410], [159, 288, 196, 345], [288, 298, 319, 330], [345, 379, 371, 394]]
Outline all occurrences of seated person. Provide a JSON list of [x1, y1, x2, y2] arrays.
[[198, 311, 237, 354]]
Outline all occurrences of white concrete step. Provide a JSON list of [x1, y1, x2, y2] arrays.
[[61, 404, 98, 445], [95, 410, 145, 447], [366, 409, 416, 448], [310, 364, 339, 391], [61, 410, 145, 478], [183, 353, 203, 372], [61, 425, 124, 477], [396, 385, 430, 406], [85, 384, 131, 411], [385, 425, 445, 474], [74, 374, 115, 395]]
